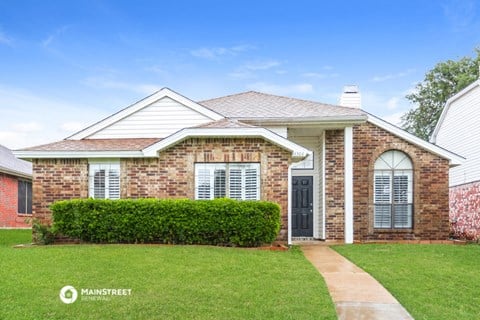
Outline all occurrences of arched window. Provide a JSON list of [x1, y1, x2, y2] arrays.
[[374, 150, 413, 229]]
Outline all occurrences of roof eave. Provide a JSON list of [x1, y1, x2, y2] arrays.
[[233, 115, 368, 127], [13, 150, 146, 160], [431, 79, 480, 143], [142, 127, 310, 160], [0, 166, 32, 179], [367, 114, 465, 167]]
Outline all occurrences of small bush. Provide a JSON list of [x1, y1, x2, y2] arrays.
[[50, 198, 281, 247], [31, 219, 57, 245]]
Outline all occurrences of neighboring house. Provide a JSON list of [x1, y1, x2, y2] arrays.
[[0, 145, 32, 228], [431, 79, 480, 240], [15, 87, 462, 244]]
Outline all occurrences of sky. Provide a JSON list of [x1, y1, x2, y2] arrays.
[[0, 0, 479, 149]]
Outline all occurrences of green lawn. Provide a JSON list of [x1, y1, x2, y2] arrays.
[[0, 230, 335, 320], [333, 244, 480, 320]]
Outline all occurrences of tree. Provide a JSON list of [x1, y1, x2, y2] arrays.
[[401, 49, 480, 140]]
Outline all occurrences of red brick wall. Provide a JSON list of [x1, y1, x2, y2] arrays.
[[0, 173, 31, 228], [32, 138, 292, 240], [450, 181, 480, 240], [325, 130, 345, 240], [353, 122, 450, 241], [325, 123, 450, 241], [32, 159, 89, 225]]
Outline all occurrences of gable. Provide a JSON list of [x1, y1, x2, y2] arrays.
[[431, 80, 480, 185], [88, 97, 216, 139], [366, 114, 463, 167], [432, 80, 480, 146], [68, 88, 224, 140]]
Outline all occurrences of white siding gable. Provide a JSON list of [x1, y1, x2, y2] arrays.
[[88, 97, 215, 139], [68, 88, 224, 140], [435, 83, 480, 186]]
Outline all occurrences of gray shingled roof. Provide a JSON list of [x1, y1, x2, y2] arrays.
[[0, 145, 32, 178], [20, 138, 161, 152], [193, 118, 257, 129], [200, 91, 366, 121]]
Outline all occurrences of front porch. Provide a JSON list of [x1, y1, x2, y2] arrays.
[[278, 125, 355, 245]]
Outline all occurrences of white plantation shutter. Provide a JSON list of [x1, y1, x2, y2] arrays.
[[393, 174, 411, 203], [196, 168, 213, 199], [214, 169, 226, 198], [245, 168, 259, 200], [374, 174, 392, 228], [108, 169, 120, 199], [374, 174, 391, 204], [228, 168, 243, 200], [393, 173, 412, 228], [89, 162, 121, 199], [93, 169, 106, 199], [195, 163, 260, 200]]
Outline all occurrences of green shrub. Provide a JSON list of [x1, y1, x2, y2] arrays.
[[50, 198, 281, 247], [31, 219, 57, 245]]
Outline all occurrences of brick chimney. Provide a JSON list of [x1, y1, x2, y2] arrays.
[[339, 85, 361, 108]]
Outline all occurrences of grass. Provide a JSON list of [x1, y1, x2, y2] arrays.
[[0, 230, 336, 320], [333, 244, 480, 320]]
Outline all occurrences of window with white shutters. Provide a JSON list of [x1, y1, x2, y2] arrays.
[[89, 162, 121, 199], [195, 163, 260, 200], [373, 151, 413, 229]]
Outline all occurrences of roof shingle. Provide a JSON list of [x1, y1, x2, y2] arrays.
[[20, 138, 161, 152], [200, 91, 366, 120], [193, 118, 257, 129], [0, 145, 32, 177]]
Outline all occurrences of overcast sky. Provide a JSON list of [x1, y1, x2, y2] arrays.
[[0, 0, 479, 149]]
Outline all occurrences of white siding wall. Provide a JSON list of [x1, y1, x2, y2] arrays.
[[89, 97, 213, 139], [436, 86, 480, 186], [288, 132, 324, 239]]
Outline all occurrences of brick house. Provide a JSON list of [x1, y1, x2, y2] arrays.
[[0, 145, 32, 228], [15, 87, 462, 243], [431, 79, 480, 240]]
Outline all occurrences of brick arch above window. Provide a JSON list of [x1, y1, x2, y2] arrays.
[[368, 146, 416, 173]]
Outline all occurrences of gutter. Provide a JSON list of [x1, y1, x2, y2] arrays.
[[236, 115, 367, 127], [287, 164, 293, 246], [13, 150, 145, 160], [0, 167, 32, 180]]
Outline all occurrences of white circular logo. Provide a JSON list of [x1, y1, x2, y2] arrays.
[[59, 285, 78, 304]]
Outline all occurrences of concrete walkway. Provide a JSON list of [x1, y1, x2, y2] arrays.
[[302, 245, 414, 320]]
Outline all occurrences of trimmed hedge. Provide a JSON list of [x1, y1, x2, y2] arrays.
[[50, 198, 281, 247]]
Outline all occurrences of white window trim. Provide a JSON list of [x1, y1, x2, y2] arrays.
[[373, 151, 413, 229], [195, 163, 260, 200], [88, 160, 121, 199]]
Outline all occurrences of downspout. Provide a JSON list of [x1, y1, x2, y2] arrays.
[[287, 163, 293, 246], [322, 131, 326, 239]]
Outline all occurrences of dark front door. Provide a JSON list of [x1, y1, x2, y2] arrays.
[[292, 176, 313, 237]]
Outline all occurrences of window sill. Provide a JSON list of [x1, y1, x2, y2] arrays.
[[17, 213, 32, 216], [373, 228, 413, 233]]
